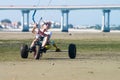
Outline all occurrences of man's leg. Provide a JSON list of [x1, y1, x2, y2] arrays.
[[51, 40, 61, 52], [29, 38, 37, 52], [53, 43, 61, 52], [42, 36, 49, 48]]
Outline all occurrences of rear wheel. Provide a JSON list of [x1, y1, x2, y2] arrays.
[[68, 43, 76, 59], [20, 44, 29, 58]]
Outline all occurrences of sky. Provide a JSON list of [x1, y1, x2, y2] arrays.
[[0, 0, 120, 26]]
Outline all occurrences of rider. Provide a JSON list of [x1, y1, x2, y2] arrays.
[[30, 21, 60, 52]]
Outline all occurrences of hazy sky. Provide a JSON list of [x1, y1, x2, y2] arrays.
[[0, 0, 120, 25]]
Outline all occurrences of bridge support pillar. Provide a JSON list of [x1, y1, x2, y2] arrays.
[[102, 9, 111, 32], [21, 10, 30, 32], [61, 10, 69, 32]]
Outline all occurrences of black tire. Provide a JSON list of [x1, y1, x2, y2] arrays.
[[34, 46, 42, 60], [20, 44, 29, 58], [68, 43, 76, 59]]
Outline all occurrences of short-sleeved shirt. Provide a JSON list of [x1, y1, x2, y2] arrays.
[[35, 28, 52, 39]]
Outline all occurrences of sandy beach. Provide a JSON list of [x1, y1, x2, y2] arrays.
[[0, 31, 120, 80]]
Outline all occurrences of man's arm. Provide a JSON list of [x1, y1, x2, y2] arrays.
[[32, 24, 37, 34]]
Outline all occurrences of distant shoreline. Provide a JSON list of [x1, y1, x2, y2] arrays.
[[0, 28, 120, 33]]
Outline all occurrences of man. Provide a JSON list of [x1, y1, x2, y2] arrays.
[[30, 21, 60, 52]]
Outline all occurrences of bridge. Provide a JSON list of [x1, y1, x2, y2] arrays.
[[0, 5, 120, 32]]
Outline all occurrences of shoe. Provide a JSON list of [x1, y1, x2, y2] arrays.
[[43, 48, 47, 53], [29, 46, 36, 53], [41, 47, 47, 53], [29, 48, 32, 53], [55, 48, 61, 52]]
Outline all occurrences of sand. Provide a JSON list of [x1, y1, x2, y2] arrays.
[[0, 31, 120, 80]]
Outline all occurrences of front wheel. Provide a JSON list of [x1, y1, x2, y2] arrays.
[[68, 43, 76, 59], [34, 46, 42, 60]]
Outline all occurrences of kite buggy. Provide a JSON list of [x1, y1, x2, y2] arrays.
[[20, 10, 76, 60], [20, 41, 76, 60]]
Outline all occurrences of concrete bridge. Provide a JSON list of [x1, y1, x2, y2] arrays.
[[0, 5, 120, 32]]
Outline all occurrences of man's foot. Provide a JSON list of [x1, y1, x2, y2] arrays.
[[55, 48, 61, 52], [29, 47, 33, 53], [41, 47, 47, 53], [29, 46, 36, 53]]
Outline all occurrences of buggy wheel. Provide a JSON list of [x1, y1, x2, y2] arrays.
[[34, 46, 42, 60], [68, 43, 76, 59], [20, 44, 29, 58]]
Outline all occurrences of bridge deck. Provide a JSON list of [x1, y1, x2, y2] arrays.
[[0, 5, 120, 10]]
